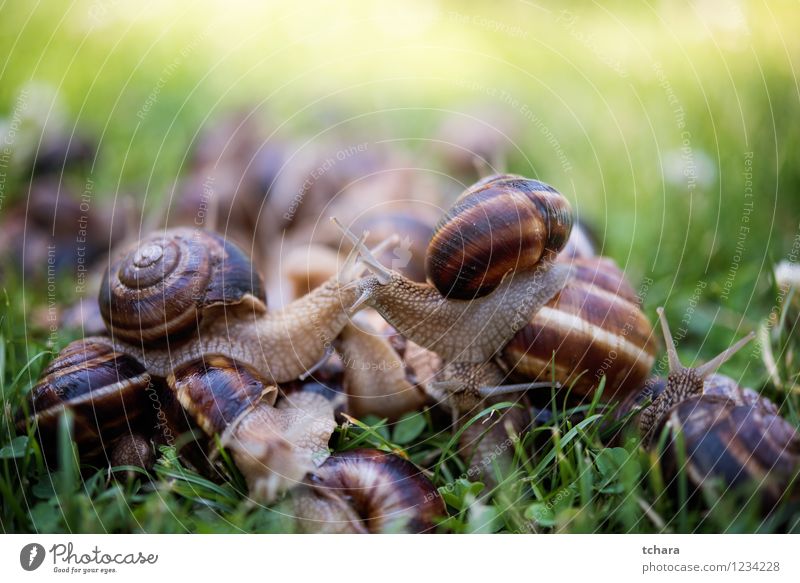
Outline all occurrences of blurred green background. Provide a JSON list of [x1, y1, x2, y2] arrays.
[[2, 1, 798, 358], [1, 0, 800, 534]]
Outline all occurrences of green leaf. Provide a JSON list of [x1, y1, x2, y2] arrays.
[[468, 501, 502, 533], [32, 478, 56, 499], [0, 435, 29, 458], [438, 479, 484, 511], [30, 501, 61, 532], [392, 412, 426, 444], [596, 447, 628, 476], [525, 502, 555, 527], [595, 448, 638, 495]]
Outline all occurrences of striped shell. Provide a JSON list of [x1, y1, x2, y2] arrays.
[[500, 257, 656, 401], [21, 338, 154, 461], [167, 355, 277, 437], [660, 393, 800, 502], [425, 174, 573, 299], [294, 449, 445, 533], [99, 228, 265, 344]]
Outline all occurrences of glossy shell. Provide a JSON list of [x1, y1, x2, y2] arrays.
[[22, 338, 154, 460], [295, 449, 445, 533], [660, 394, 800, 502], [426, 174, 573, 299], [500, 257, 656, 401], [99, 228, 265, 344], [167, 355, 277, 437]]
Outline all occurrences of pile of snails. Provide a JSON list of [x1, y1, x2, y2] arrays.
[[13, 111, 800, 532]]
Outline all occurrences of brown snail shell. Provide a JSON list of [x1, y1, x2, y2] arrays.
[[166, 355, 338, 501], [615, 367, 799, 503], [20, 338, 156, 465], [425, 174, 573, 300], [292, 448, 445, 533], [660, 393, 799, 503], [500, 256, 656, 401], [167, 355, 278, 437], [99, 227, 266, 344]]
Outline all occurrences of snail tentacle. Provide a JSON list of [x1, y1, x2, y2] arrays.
[[639, 307, 756, 444]]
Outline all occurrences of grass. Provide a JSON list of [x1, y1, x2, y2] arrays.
[[2, 0, 800, 533], [2, 292, 799, 533]]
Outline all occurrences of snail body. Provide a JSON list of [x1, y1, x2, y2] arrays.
[[337, 314, 435, 420], [330, 174, 574, 418], [28, 226, 379, 499]]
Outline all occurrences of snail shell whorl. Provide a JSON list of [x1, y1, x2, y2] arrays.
[[661, 394, 800, 501], [99, 228, 265, 344], [426, 174, 573, 299], [167, 355, 277, 437], [23, 338, 153, 458], [500, 257, 656, 400], [296, 449, 445, 533]]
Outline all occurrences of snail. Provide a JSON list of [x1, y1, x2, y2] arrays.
[[500, 256, 657, 403], [333, 173, 574, 412], [95, 226, 381, 384], [165, 355, 340, 500], [337, 312, 437, 420], [637, 308, 757, 445], [26, 225, 388, 499], [17, 338, 159, 470], [291, 448, 445, 533], [618, 308, 799, 502]]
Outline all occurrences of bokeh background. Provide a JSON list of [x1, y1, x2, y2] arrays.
[[2, 1, 798, 365], [1, 0, 799, 533]]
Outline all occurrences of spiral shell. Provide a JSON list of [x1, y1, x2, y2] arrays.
[[500, 257, 656, 400], [99, 228, 265, 344], [660, 393, 800, 502], [167, 355, 277, 437], [293, 449, 445, 533], [21, 338, 154, 461], [425, 174, 573, 299]]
